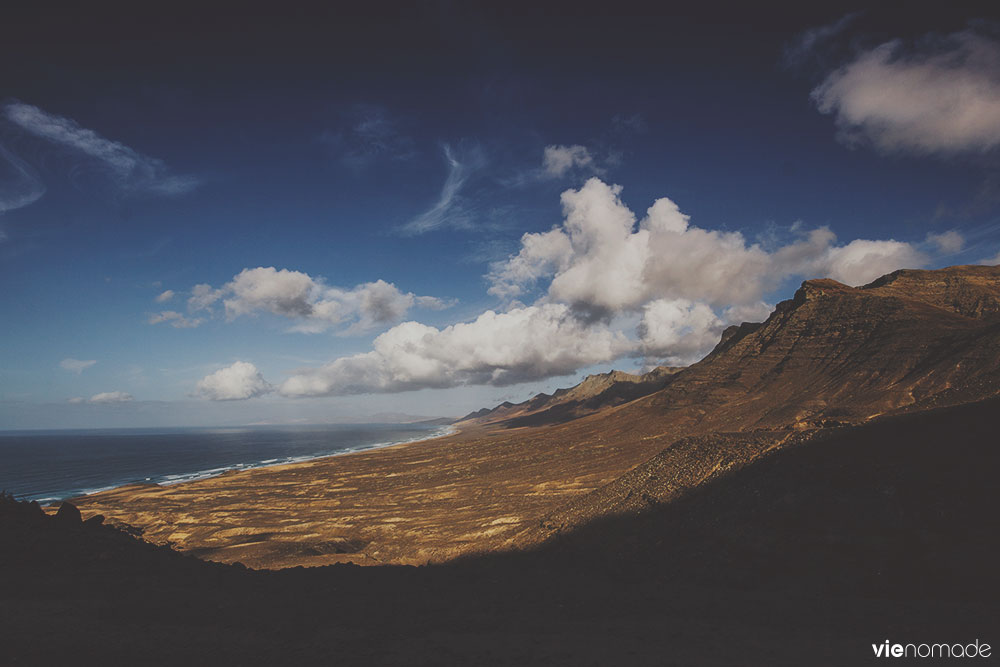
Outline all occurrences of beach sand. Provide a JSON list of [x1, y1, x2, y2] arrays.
[[69, 413, 673, 569]]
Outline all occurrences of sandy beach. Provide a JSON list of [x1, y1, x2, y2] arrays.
[[69, 413, 674, 568]]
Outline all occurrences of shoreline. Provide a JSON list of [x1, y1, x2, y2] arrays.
[[35, 423, 461, 506]]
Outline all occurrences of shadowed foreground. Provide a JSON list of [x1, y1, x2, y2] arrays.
[[3, 398, 997, 665]]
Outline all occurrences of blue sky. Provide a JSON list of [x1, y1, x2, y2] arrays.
[[2, 2, 999, 429]]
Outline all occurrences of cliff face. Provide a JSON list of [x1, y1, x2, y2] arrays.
[[630, 264, 1000, 431], [511, 265, 1000, 542]]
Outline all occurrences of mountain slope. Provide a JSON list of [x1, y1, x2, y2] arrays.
[[456, 365, 683, 427], [504, 265, 1000, 545], [615, 265, 1000, 433]]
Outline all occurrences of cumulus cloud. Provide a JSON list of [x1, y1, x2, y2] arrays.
[[59, 358, 96, 374], [278, 303, 630, 397], [155, 289, 175, 303], [241, 179, 938, 399], [2, 101, 200, 195], [812, 30, 1000, 154], [398, 144, 485, 235], [490, 178, 926, 317], [185, 267, 451, 334], [486, 178, 928, 363], [772, 226, 928, 286], [195, 361, 272, 401], [638, 299, 724, 364], [74, 391, 133, 404], [542, 145, 595, 178], [148, 311, 202, 329]]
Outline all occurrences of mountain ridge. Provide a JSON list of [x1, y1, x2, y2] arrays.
[[456, 365, 684, 427]]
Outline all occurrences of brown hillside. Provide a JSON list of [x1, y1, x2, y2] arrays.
[[456, 365, 683, 427], [67, 265, 1000, 568]]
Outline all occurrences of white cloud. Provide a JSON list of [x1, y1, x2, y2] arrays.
[[978, 251, 1000, 266], [244, 179, 930, 399], [2, 101, 200, 195], [722, 301, 775, 324], [59, 358, 97, 374], [87, 391, 133, 404], [278, 303, 631, 397], [926, 230, 965, 254], [486, 228, 573, 298], [773, 227, 928, 286], [398, 144, 485, 235], [186, 267, 450, 334], [637, 299, 724, 364], [490, 178, 926, 317], [148, 311, 202, 329], [155, 289, 175, 303], [195, 361, 272, 401], [486, 178, 926, 364], [542, 144, 595, 178], [188, 283, 224, 312], [222, 267, 316, 319], [812, 30, 1000, 155]]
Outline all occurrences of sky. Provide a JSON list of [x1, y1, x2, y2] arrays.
[[2, 1, 1000, 429]]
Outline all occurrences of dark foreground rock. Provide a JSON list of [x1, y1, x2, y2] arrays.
[[2, 396, 998, 666]]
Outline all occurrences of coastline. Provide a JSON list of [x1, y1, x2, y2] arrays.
[[63, 411, 668, 569], [29, 422, 459, 506], [150, 422, 461, 488]]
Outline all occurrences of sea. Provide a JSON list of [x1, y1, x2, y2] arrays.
[[0, 422, 453, 503]]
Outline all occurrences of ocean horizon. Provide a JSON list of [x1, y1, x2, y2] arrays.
[[0, 422, 453, 504]]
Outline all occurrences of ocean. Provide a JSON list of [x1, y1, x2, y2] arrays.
[[0, 422, 452, 503]]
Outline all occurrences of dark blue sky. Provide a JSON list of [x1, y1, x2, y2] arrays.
[[2, 1, 999, 428]]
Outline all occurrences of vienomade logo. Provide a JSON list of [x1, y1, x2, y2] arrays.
[[872, 640, 992, 659]]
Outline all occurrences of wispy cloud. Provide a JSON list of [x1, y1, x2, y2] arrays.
[[542, 145, 596, 178], [783, 12, 862, 68], [154, 289, 175, 303], [503, 142, 608, 188], [321, 104, 416, 168], [2, 101, 201, 196], [69, 391, 132, 404], [0, 143, 45, 214], [925, 230, 965, 254], [59, 358, 97, 374], [148, 310, 203, 329], [397, 144, 485, 235]]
